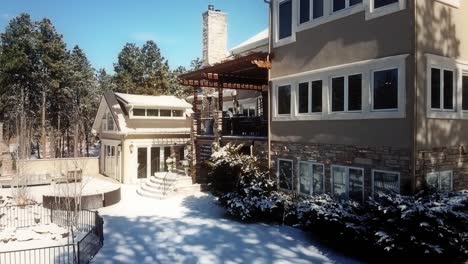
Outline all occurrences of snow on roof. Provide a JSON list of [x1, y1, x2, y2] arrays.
[[115, 93, 193, 109], [230, 28, 268, 55]]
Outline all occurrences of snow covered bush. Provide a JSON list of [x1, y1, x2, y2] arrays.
[[362, 191, 468, 262]]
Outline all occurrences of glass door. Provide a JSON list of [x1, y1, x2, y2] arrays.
[[137, 148, 147, 179], [150, 147, 160, 176]]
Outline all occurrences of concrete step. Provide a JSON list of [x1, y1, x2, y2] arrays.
[[136, 188, 165, 199], [141, 182, 173, 193]]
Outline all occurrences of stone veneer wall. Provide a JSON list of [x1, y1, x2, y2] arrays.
[[270, 141, 413, 197], [415, 146, 468, 191], [202, 9, 228, 66]]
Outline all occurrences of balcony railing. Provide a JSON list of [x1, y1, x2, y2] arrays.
[[222, 116, 267, 137]]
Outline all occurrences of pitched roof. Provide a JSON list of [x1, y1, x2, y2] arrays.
[[230, 28, 268, 55], [115, 93, 192, 109]]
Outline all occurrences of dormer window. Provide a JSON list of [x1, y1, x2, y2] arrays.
[[130, 108, 186, 119]]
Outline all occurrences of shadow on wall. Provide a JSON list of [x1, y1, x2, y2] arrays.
[[92, 195, 359, 264], [416, 0, 462, 149]]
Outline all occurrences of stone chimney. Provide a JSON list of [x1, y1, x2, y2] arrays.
[[202, 5, 228, 66]]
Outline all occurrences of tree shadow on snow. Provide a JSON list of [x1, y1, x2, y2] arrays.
[[92, 194, 361, 264]]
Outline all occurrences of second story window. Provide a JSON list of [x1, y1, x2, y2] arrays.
[[279, 0, 293, 40], [333, 0, 363, 13], [331, 74, 362, 112], [297, 80, 323, 114], [463, 74, 468, 111], [278, 85, 291, 115], [374, 0, 399, 9], [133, 108, 146, 116], [373, 69, 399, 111], [431, 68, 455, 111], [300, 0, 324, 24]]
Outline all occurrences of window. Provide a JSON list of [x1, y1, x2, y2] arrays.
[[331, 74, 362, 112], [299, 162, 325, 195], [299, 0, 310, 24], [147, 109, 159, 117], [278, 0, 292, 40], [373, 68, 398, 110], [172, 110, 184, 117], [106, 112, 115, 131], [374, 0, 398, 9], [425, 171, 453, 192], [311, 81, 323, 113], [278, 159, 294, 190], [331, 77, 345, 112], [463, 75, 468, 111], [333, 0, 363, 12], [160, 110, 172, 117], [299, 0, 324, 24], [278, 85, 291, 115], [332, 166, 364, 202], [272, 54, 407, 121], [133, 109, 146, 116], [431, 68, 455, 110], [372, 170, 400, 196], [298, 82, 309, 113]]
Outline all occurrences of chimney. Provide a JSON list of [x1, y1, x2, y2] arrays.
[[202, 5, 228, 66]]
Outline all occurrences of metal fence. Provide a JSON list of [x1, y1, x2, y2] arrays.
[[0, 204, 104, 264]]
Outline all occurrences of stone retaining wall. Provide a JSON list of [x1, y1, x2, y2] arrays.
[[271, 141, 413, 196], [416, 146, 468, 191]]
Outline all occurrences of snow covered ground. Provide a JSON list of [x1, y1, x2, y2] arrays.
[[93, 185, 362, 264]]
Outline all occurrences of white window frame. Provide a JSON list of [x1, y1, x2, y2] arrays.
[[425, 170, 454, 192], [366, 0, 406, 20], [429, 67, 456, 112], [426, 54, 468, 119], [274, 83, 293, 119], [295, 79, 323, 116], [272, 54, 408, 121], [330, 73, 363, 113], [331, 165, 365, 202], [332, 0, 363, 14], [129, 107, 186, 120], [277, 159, 295, 191], [103, 110, 117, 132], [370, 67, 401, 112], [274, 0, 297, 47], [297, 161, 325, 195], [463, 72, 468, 112], [371, 169, 400, 197], [298, 0, 327, 26]]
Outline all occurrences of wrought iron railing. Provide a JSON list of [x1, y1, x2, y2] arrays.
[[0, 204, 104, 264], [222, 116, 267, 137]]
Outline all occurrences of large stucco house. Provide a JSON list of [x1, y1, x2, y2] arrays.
[[269, 0, 468, 200], [92, 92, 192, 184]]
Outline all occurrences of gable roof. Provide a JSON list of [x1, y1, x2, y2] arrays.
[[115, 93, 193, 109], [92, 92, 193, 136]]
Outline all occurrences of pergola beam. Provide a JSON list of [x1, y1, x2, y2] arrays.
[[180, 79, 266, 91]]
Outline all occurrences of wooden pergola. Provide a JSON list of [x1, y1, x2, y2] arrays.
[[178, 52, 271, 113]]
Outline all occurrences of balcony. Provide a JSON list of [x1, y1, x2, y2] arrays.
[[222, 116, 267, 138]]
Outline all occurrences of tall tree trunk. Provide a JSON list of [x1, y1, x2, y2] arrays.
[[41, 90, 47, 159], [49, 128, 56, 159], [36, 141, 41, 159], [74, 123, 79, 158], [66, 129, 70, 157], [85, 130, 90, 157]]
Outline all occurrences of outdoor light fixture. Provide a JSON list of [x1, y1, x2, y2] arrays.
[[129, 143, 134, 154]]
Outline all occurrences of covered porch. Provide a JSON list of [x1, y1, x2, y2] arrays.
[[179, 52, 271, 139], [179, 51, 271, 182]]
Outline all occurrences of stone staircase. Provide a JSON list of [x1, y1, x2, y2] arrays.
[[137, 172, 201, 199]]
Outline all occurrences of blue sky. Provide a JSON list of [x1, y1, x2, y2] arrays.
[[0, 0, 268, 72]]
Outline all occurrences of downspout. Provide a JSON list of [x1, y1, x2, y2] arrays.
[[264, 0, 273, 176], [412, 0, 418, 194]]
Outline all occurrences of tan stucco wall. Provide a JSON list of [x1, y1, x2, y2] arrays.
[[16, 158, 99, 176], [270, 4, 415, 148], [415, 0, 468, 149]]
